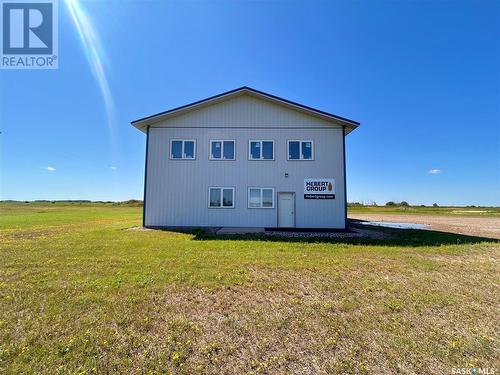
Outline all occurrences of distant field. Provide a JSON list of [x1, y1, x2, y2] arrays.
[[348, 205, 500, 216], [1, 203, 499, 374]]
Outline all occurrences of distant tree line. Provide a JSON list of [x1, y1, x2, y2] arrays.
[[0, 200, 144, 206], [348, 201, 441, 207], [385, 201, 409, 207]]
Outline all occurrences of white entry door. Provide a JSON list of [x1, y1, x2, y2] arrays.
[[278, 193, 295, 227]]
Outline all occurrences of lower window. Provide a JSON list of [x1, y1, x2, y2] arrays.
[[209, 187, 235, 208], [248, 187, 275, 208]]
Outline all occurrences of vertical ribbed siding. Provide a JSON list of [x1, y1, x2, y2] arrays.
[[145, 95, 346, 228], [153, 95, 336, 129]]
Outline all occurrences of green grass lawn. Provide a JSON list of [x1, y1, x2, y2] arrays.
[[1, 203, 499, 374]]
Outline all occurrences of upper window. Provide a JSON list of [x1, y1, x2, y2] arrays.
[[209, 187, 234, 208], [170, 139, 196, 159], [249, 140, 274, 160], [288, 140, 313, 160], [248, 187, 275, 208], [210, 140, 235, 160]]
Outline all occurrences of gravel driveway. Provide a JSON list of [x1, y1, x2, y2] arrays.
[[349, 213, 500, 239]]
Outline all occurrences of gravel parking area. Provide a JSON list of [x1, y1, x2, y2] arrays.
[[349, 213, 500, 239], [264, 227, 388, 240]]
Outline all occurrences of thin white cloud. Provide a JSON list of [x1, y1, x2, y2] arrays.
[[42, 166, 56, 172], [110, 166, 117, 170], [428, 169, 441, 174]]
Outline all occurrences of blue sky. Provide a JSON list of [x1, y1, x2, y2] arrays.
[[1, 0, 499, 205]]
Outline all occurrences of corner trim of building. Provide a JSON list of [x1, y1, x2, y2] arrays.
[[342, 125, 348, 230], [143, 126, 150, 227]]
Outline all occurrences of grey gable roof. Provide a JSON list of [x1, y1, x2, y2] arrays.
[[131, 86, 359, 134]]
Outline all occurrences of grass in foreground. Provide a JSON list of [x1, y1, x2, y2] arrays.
[[0, 203, 499, 374]]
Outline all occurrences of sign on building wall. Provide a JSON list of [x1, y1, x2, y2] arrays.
[[304, 178, 335, 199]]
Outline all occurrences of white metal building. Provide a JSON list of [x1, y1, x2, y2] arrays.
[[132, 87, 359, 229]]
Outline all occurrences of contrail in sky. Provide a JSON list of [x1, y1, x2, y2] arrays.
[[65, 0, 115, 134]]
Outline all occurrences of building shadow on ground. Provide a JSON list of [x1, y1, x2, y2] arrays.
[[180, 221, 499, 247]]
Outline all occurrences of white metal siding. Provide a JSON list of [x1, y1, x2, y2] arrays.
[[145, 95, 346, 228], [148, 95, 336, 129]]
